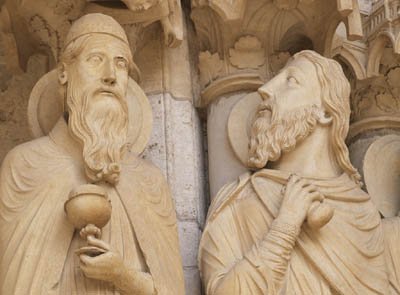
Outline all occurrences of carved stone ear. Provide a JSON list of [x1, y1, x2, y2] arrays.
[[317, 109, 333, 126], [58, 63, 68, 85]]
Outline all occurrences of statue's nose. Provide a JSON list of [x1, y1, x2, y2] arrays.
[[258, 84, 273, 101], [258, 72, 286, 101], [102, 76, 116, 86], [101, 61, 116, 86]]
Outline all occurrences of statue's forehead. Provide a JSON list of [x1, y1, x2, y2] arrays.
[[78, 34, 131, 58], [285, 57, 316, 74]]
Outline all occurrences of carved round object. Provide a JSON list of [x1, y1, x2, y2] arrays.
[[364, 134, 400, 217], [227, 91, 263, 167], [64, 184, 111, 230], [307, 202, 334, 229], [28, 69, 152, 155]]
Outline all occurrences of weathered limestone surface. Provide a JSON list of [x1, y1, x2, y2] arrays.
[[1, 0, 400, 294], [144, 93, 206, 293]]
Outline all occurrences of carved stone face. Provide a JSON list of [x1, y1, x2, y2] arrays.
[[257, 57, 322, 116], [248, 56, 323, 168], [62, 34, 131, 184], [66, 34, 130, 102]]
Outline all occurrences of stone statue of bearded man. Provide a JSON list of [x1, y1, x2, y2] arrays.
[[198, 50, 390, 294], [0, 13, 185, 295]]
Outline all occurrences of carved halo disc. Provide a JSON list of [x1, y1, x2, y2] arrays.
[[28, 69, 153, 155], [227, 91, 263, 167], [364, 134, 400, 217]]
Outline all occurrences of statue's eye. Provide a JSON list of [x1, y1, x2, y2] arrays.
[[87, 55, 102, 65], [287, 76, 298, 84], [116, 58, 128, 69]]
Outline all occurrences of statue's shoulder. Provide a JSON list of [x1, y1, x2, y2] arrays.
[[0, 136, 73, 193], [2, 135, 56, 169], [207, 169, 283, 223], [206, 171, 254, 223]]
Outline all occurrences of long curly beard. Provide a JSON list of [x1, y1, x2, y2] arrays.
[[248, 104, 320, 169], [66, 79, 129, 185]]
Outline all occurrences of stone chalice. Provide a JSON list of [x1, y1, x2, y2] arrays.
[[64, 184, 111, 256]]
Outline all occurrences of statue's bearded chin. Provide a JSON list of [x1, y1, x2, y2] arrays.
[[66, 79, 129, 185], [248, 103, 320, 169]]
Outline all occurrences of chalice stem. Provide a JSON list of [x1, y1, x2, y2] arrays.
[[80, 223, 101, 240], [75, 224, 106, 256]]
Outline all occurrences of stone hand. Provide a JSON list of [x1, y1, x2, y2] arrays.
[[79, 236, 155, 294], [278, 174, 324, 227], [79, 236, 124, 283]]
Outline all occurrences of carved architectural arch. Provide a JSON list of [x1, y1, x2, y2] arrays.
[[395, 34, 400, 54], [269, 9, 307, 54], [323, 17, 344, 57], [333, 47, 366, 80], [367, 32, 396, 77], [190, 6, 224, 55], [278, 22, 314, 55]]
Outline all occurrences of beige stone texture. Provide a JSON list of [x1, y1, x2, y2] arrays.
[[207, 92, 250, 197], [1, 0, 400, 294], [0, 13, 185, 295], [199, 50, 395, 295]]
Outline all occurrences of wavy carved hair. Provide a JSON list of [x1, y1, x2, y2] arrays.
[[291, 50, 361, 185], [58, 35, 132, 184]]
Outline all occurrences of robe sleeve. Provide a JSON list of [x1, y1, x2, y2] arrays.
[[0, 139, 77, 294], [117, 158, 185, 295], [199, 180, 299, 295]]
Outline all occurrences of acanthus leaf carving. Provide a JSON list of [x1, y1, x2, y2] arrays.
[[229, 36, 265, 69], [198, 50, 224, 88]]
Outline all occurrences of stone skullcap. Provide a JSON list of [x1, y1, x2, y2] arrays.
[[63, 13, 141, 82], [64, 13, 129, 48]]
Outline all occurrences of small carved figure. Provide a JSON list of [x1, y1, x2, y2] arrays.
[[198, 50, 391, 294], [0, 13, 185, 295]]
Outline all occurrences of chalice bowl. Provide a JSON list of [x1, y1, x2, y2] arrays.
[[64, 184, 112, 256]]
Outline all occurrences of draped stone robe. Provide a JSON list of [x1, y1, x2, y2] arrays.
[[0, 118, 185, 295], [199, 169, 389, 295]]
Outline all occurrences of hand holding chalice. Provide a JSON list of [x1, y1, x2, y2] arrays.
[[64, 184, 112, 256]]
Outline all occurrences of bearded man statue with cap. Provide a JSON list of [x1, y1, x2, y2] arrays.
[[0, 13, 185, 295]]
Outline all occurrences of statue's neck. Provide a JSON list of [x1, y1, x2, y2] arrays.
[[269, 127, 342, 178]]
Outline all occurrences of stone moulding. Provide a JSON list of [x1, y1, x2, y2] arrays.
[[347, 115, 400, 140], [367, 32, 400, 77], [331, 43, 367, 80], [199, 73, 264, 108]]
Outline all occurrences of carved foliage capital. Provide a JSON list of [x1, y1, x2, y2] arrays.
[[198, 51, 224, 89], [229, 36, 265, 69]]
